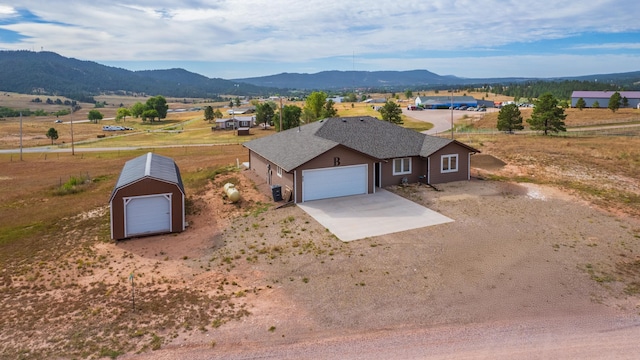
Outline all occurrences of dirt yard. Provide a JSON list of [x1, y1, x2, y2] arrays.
[[114, 165, 637, 359], [1, 154, 639, 358], [1, 104, 639, 358]]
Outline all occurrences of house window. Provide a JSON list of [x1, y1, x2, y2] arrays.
[[441, 154, 458, 173], [276, 166, 282, 177], [393, 158, 411, 175]]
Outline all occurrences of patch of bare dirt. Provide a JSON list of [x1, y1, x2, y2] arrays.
[[3, 166, 640, 359], [122, 171, 640, 359]]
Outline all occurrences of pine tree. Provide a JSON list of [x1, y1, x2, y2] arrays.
[[496, 104, 523, 133], [527, 93, 566, 135]]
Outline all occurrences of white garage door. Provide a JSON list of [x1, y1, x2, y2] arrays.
[[302, 165, 367, 202], [125, 194, 171, 237]]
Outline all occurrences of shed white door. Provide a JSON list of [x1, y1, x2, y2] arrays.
[[125, 194, 171, 237], [302, 165, 367, 202]]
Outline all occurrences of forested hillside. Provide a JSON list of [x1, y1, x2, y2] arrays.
[[0, 51, 274, 101], [1, 50, 639, 102], [491, 79, 640, 100]]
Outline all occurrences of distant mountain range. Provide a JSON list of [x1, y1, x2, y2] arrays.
[[1, 50, 639, 101], [231, 70, 538, 90]]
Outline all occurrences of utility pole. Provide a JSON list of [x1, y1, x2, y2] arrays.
[[450, 90, 454, 139], [279, 97, 283, 132], [19, 112, 23, 161], [70, 106, 75, 155]]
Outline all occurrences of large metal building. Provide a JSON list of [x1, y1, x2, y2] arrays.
[[571, 91, 640, 108], [110, 152, 185, 240], [415, 96, 477, 109]]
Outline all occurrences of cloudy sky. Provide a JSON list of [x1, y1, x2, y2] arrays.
[[1, 1, 639, 80]]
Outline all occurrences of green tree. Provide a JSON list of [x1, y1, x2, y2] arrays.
[[379, 101, 403, 124], [87, 109, 103, 123], [130, 102, 145, 118], [46, 127, 58, 144], [344, 93, 357, 102], [496, 104, 523, 133], [321, 99, 338, 118], [622, 97, 629, 108], [304, 91, 327, 121], [592, 100, 600, 108], [575, 97, 586, 110], [214, 108, 223, 120], [142, 109, 159, 122], [527, 93, 566, 135], [116, 107, 132, 122], [608, 92, 621, 112], [145, 96, 168, 121], [234, 97, 241, 107], [255, 102, 275, 128], [404, 89, 413, 99], [275, 105, 302, 131], [204, 106, 214, 122]]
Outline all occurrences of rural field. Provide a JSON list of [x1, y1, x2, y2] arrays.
[[0, 94, 639, 359]]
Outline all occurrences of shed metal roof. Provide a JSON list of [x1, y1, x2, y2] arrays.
[[110, 152, 185, 199]]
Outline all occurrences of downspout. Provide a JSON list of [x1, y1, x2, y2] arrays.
[[294, 170, 297, 203], [427, 157, 431, 184], [468, 152, 471, 180], [372, 163, 375, 194]]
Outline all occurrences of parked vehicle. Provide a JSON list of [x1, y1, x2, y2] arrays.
[[54, 119, 63, 123], [102, 125, 125, 131]]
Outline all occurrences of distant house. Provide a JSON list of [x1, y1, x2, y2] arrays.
[[215, 118, 235, 129], [415, 96, 477, 109], [243, 116, 479, 203], [235, 116, 255, 128], [214, 116, 255, 130], [571, 91, 640, 108]]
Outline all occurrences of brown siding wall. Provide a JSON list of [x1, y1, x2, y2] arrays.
[[380, 156, 427, 187], [295, 146, 377, 202], [428, 143, 471, 184], [248, 151, 294, 198], [111, 178, 184, 240]]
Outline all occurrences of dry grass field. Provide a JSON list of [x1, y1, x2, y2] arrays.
[[1, 92, 640, 358], [473, 107, 640, 129]]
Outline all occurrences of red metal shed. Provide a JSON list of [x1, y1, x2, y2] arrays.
[[109, 152, 185, 240]]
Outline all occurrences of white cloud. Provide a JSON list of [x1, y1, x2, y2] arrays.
[[571, 43, 640, 50], [0, 5, 15, 17], [2, 0, 640, 77]]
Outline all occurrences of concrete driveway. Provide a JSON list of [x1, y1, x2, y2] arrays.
[[297, 189, 453, 242]]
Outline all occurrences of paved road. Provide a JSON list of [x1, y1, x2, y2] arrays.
[[402, 108, 497, 135]]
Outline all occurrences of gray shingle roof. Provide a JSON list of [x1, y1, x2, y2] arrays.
[[243, 116, 478, 172], [111, 152, 185, 198]]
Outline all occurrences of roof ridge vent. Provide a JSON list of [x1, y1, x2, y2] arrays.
[[144, 152, 153, 176]]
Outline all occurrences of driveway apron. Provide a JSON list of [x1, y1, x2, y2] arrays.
[[297, 189, 453, 242]]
